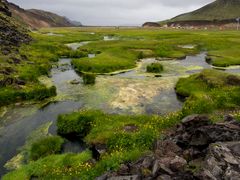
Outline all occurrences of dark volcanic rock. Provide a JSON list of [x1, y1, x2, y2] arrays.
[[181, 114, 211, 130], [108, 175, 140, 180], [169, 156, 187, 172], [174, 114, 240, 149], [102, 115, 240, 179], [0, 0, 31, 87], [154, 140, 182, 158], [0, 0, 31, 54], [198, 141, 240, 180], [0, 0, 11, 16]]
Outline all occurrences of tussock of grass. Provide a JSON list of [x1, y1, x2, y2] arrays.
[[146, 63, 164, 73], [57, 110, 103, 138], [0, 85, 56, 106], [176, 69, 240, 115], [29, 136, 64, 161], [82, 73, 96, 85]]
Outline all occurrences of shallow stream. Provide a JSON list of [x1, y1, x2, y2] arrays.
[[0, 42, 240, 176]]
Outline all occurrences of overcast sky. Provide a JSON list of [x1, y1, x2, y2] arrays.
[[9, 0, 214, 26]]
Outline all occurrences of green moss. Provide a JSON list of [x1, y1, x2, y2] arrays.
[[82, 73, 96, 85], [57, 110, 103, 138], [2, 149, 145, 180], [5, 122, 52, 170], [3, 151, 92, 180], [176, 69, 240, 116], [137, 51, 144, 59], [29, 136, 64, 161], [146, 63, 164, 73], [68, 49, 89, 58], [0, 85, 56, 106]]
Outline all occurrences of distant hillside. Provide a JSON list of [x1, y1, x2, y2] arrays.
[[172, 0, 240, 22], [143, 0, 240, 28], [7, 1, 81, 29]]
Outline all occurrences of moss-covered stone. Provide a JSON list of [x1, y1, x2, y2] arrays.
[[29, 136, 64, 161], [146, 63, 164, 73], [82, 73, 96, 85]]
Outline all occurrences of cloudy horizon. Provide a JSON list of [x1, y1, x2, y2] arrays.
[[9, 0, 214, 26]]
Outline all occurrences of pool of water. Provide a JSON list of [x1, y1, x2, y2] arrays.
[[45, 32, 64, 37], [66, 41, 90, 50], [0, 101, 83, 175], [103, 36, 119, 41], [178, 44, 196, 49], [88, 54, 96, 58]]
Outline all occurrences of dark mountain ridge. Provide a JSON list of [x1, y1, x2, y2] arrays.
[[7, 1, 82, 29]]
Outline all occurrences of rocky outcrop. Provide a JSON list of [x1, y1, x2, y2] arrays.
[[0, 0, 11, 16], [0, 0, 31, 87], [0, 0, 31, 54], [142, 22, 160, 28], [98, 115, 240, 179]]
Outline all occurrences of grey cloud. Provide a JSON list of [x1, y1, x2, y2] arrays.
[[9, 0, 214, 25]]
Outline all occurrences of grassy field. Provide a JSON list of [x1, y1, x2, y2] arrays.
[[29, 28, 240, 72], [2, 28, 240, 179], [1, 28, 240, 106], [176, 69, 240, 116]]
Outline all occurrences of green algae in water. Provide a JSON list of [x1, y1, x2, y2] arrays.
[[38, 76, 54, 88], [0, 105, 38, 127], [4, 122, 53, 170], [0, 107, 7, 119]]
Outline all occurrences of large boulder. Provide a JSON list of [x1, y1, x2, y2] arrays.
[[197, 141, 240, 179], [175, 114, 240, 149]]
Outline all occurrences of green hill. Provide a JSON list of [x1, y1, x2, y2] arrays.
[[172, 0, 240, 22], [143, 0, 240, 27]]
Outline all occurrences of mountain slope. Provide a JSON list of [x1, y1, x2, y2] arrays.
[[0, 0, 30, 55], [7, 1, 81, 29], [172, 0, 240, 22], [143, 0, 240, 27]]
